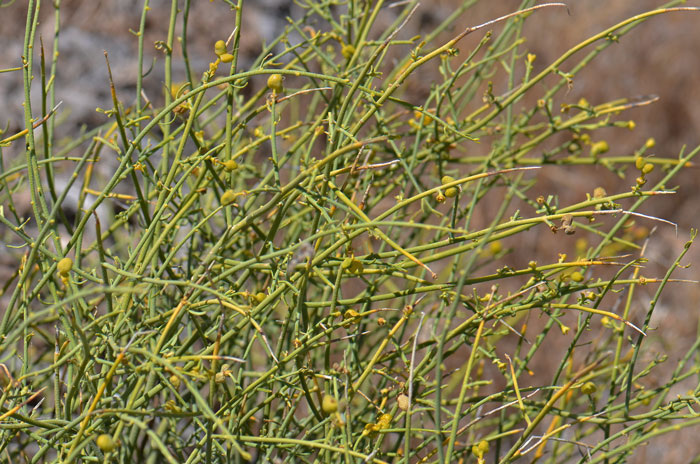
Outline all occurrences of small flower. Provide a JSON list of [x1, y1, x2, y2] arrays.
[[341, 43, 355, 59]]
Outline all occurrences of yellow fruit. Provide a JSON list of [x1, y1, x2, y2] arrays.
[[635, 156, 645, 170], [581, 381, 597, 395], [267, 74, 284, 94], [169, 374, 181, 389], [219, 53, 234, 63], [223, 159, 238, 172], [642, 163, 654, 175], [444, 187, 458, 198], [214, 40, 227, 56], [221, 190, 236, 205], [254, 292, 266, 303], [344, 309, 361, 324], [397, 394, 409, 410], [348, 259, 363, 274], [322, 394, 338, 414], [441, 175, 455, 185], [570, 271, 584, 282], [57, 257, 73, 276], [590, 140, 609, 156], [96, 434, 116, 453]]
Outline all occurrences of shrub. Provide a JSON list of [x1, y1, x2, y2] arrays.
[[1, 1, 698, 462]]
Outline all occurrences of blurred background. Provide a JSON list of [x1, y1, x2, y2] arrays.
[[1, 1, 698, 461]]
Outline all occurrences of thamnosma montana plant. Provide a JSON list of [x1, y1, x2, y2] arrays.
[[1, 0, 699, 462]]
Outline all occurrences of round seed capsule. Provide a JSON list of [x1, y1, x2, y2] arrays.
[[219, 53, 234, 63], [635, 156, 645, 170], [444, 187, 458, 198], [349, 259, 363, 274], [441, 175, 455, 185], [322, 394, 338, 414], [590, 140, 609, 156], [57, 257, 73, 276], [397, 394, 409, 410], [267, 74, 284, 94], [570, 271, 584, 282], [223, 159, 238, 172], [344, 309, 361, 323], [214, 40, 227, 56], [642, 163, 654, 175], [96, 434, 116, 453], [581, 381, 597, 395], [221, 190, 236, 205]]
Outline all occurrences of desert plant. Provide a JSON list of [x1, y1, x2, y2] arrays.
[[0, 0, 699, 463]]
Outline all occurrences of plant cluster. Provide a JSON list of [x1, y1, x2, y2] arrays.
[[1, 1, 699, 463]]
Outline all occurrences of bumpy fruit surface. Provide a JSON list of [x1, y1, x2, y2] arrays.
[[57, 257, 73, 276]]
